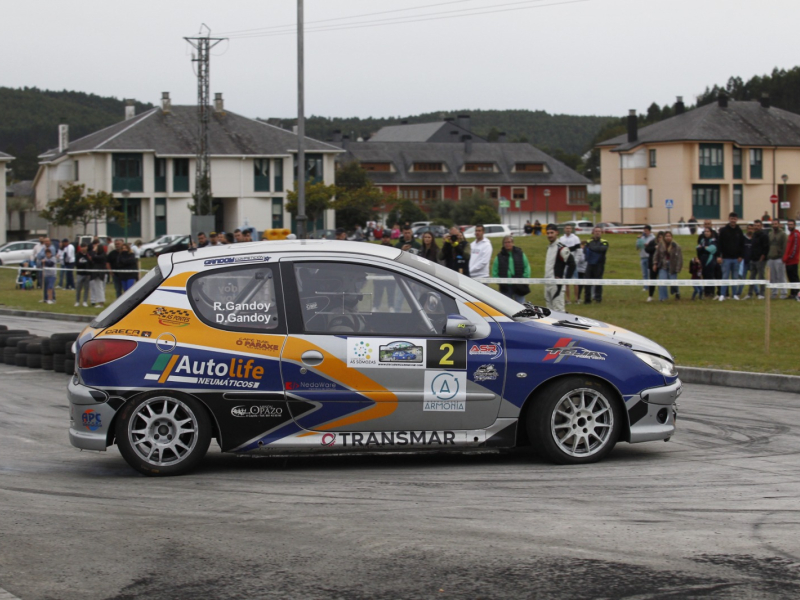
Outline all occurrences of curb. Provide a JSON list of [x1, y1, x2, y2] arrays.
[[0, 308, 94, 323], [677, 366, 800, 394]]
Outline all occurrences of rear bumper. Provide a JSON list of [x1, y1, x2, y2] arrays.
[[68, 379, 117, 451]]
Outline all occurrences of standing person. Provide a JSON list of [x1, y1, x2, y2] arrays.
[[583, 227, 609, 304], [335, 228, 348, 241], [74, 243, 92, 307], [60, 238, 77, 290], [353, 225, 365, 242], [717, 212, 745, 301], [654, 231, 683, 301], [419, 232, 439, 263], [762, 211, 772, 223], [468, 225, 492, 280], [35, 237, 58, 301], [740, 223, 755, 297], [197, 232, 209, 248], [645, 231, 665, 302], [56, 240, 66, 289], [106, 238, 125, 299], [559, 225, 581, 303], [745, 220, 769, 299], [696, 227, 719, 298], [209, 232, 222, 246], [42, 248, 57, 304], [688, 216, 698, 235], [89, 242, 107, 308], [131, 240, 143, 260], [491, 236, 531, 303], [689, 256, 703, 300], [783, 219, 799, 300], [544, 224, 573, 312], [533, 220, 542, 236], [523, 220, 533, 235], [30, 235, 45, 288], [233, 229, 244, 243], [636, 225, 655, 290], [574, 240, 588, 302], [395, 226, 421, 254], [439, 227, 470, 275], [372, 232, 396, 311], [118, 243, 139, 292], [390, 223, 401, 239]]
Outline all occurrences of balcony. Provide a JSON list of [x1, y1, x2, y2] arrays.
[[173, 176, 190, 192], [112, 177, 143, 192], [699, 164, 723, 179]]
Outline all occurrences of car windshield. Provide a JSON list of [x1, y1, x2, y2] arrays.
[[395, 252, 524, 318]]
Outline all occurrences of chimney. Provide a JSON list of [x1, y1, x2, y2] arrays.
[[443, 117, 454, 122], [342, 135, 350, 149], [675, 96, 685, 115], [125, 99, 136, 120], [718, 92, 728, 108], [161, 92, 171, 113], [292, 125, 298, 134], [214, 92, 224, 113], [457, 114, 471, 132], [760, 93, 770, 109], [627, 109, 638, 143], [332, 129, 342, 143], [462, 134, 473, 154], [58, 119, 69, 153], [498, 132, 507, 143]]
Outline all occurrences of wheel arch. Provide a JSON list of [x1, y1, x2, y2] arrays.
[[514, 373, 630, 447]]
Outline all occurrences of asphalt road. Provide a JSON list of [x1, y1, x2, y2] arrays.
[[0, 348, 799, 598]]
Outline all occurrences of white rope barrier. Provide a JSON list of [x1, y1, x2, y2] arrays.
[[0, 265, 147, 274], [478, 277, 800, 289]]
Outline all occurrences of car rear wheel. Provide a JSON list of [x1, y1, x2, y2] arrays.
[[143, 249, 154, 257], [116, 392, 211, 476], [528, 377, 621, 465]]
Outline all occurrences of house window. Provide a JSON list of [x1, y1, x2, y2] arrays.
[[155, 158, 167, 192], [692, 185, 720, 219], [512, 187, 526, 200], [459, 187, 474, 200], [699, 144, 723, 179], [733, 147, 742, 179], [413, 162, 443, 172], [173, 158, 190, 192], [464, 163, 493, 172], [515, 163, 545, 172], [400, 188, 419, 200], [749, 148, 763, 179], [733, 184, 743, 216], [421, 187, 440, 201], [485, 187, 499, 200], [112, 153, 143, 192], [648, 189, 653, 208], [274, 158, 284, 192], [568, 188, 587, 205], [295, 154, 324, 184], [361, 162, 391, 172], [649, 149, 656, 168], [74, 160, 79, 181], [254, 159, 270, 192]]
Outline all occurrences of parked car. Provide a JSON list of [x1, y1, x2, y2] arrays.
[[0, 240, 38, 266], [315, 229, 337, 240], [69, 240, 680, 476], [75, 235, 112, 251], [463, 224, 523, 239], [559, 220, 594, 234], [596, 222, 638, 234], [140, 235, 184, 257], [412, 225, 447, 238], [155, 235, 193, 256], [411, 221, 432, 228]]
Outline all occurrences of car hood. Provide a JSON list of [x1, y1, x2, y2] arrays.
[[518, 310, 674, 362]]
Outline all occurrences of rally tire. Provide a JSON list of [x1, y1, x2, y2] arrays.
[[0, 331, 30, 347], [40, 338, 53, 355], [26, 341, 43, 355], [3, 347, 16, 365], [15, 354, 28, 367], [0, 325, 6, 331], [63, 358, 75, 375], [26, 353, 42, 369], [527, 377, 622, 465], [51, 332, 80, 345], [116, 392, 212, 477], [144, 249, 155, 258], [53, 354, 66, 373], [41, 354, 54, 370], [65, 341, 75, 358]]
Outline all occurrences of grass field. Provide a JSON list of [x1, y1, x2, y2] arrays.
[[1, 235, 797, 375]]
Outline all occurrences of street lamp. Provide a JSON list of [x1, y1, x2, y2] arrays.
[[543, 188, 551, 225], [121, 189, 130, 243], [781, 174, 788, 220]]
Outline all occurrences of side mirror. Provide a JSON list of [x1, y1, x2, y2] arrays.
[[444, 314, 477, 337]]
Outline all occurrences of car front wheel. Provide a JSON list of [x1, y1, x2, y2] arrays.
[[143, 249, 154, 257], [116, 392, 212, 476], [528, 377, 621, 465]]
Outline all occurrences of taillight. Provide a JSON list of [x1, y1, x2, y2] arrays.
[[79, 339, 137, 369]]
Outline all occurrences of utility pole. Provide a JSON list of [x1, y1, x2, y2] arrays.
[[185, 25, 225, 218], [296, 0, 307, 238]]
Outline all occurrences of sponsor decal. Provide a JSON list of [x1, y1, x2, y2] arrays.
[[473, 364, 498, 382], [151, 306, 191, 328], [231, 405, 283, 418], [544, 338, 608, 363], [212, 301, 273, 325], [346, 338, 426, 369], [103, 328, 152, 338], [318, 431, 457, 448], [426, 340, 466, 369], [82, 409, 102, 431], [469, 342, 503, 360], [424, 371, 466, 412], [155, 332, 177, 353], [144, 354, 264, 388], [204, 255, 270, 266], [305, 302, 318, 311], [285, 381, 336, 390], [236, 337, 280, 353]]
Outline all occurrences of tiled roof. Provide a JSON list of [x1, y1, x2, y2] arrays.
[[39, 106, 342, 162], [367, 121, 486, 143], [0, 151, 13, 160], [598, 100, 800, 151], [7, 180, 34, 197]]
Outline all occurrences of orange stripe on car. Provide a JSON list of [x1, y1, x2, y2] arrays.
[[158, 355, 179, 383], [466, 301, 504, 318]]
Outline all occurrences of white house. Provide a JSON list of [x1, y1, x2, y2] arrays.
[[0, 151, 13, 245], [34, 93, 342, 241]]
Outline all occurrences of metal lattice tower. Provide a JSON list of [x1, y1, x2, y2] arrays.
[[185, 25, 225, 215]]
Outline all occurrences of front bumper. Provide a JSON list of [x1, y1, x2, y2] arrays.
[[68, 378, 118, 451], [627, 379, 681, 443]]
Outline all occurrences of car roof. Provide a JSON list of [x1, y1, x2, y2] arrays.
[[170, 239, 402, 265]]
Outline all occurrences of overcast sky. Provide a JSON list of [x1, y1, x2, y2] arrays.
[[4, 0, 798, 120]]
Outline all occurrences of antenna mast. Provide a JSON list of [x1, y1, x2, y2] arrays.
[[185, 24, 225, 216]]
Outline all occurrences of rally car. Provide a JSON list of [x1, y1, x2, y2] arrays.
[[68, 241, 681, 476]]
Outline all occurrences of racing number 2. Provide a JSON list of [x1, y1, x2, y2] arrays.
[[426, 340, 466, 369]]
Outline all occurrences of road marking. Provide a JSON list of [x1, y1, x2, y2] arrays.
[[0, 587, 22, 600], [0, 370, 36, 375]]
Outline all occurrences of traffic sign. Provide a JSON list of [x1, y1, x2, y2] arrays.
[[665, 199, 674, 209], [780, 201, 791, 209], [770, 194, 779, 204], [515, 200, 521, 208], [499, 200, 510, 209]]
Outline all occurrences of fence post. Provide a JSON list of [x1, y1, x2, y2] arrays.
[[765, 266, 771, 355]]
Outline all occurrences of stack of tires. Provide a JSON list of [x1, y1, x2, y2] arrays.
[[1, 328, 34, 365], [51, 332, 80, 374], [0, 327, 80, 375]]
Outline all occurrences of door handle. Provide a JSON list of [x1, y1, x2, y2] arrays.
[[300, 350, 324, 366]]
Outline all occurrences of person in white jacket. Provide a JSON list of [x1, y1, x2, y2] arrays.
[[469, 225, 493, 279]]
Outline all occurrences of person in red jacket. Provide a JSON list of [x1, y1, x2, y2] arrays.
[[783, 219, 799, 300]]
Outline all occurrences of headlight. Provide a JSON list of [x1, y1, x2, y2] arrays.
[[633, 351, 677, 377]]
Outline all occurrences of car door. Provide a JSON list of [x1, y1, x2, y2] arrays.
[[279, 257, 503, 435]]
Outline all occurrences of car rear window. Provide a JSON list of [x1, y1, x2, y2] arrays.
[[91, 266, 165, 329]]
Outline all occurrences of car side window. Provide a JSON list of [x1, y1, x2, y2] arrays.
[[188, 264, 285, 334], [293, 262, 458, 336]]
